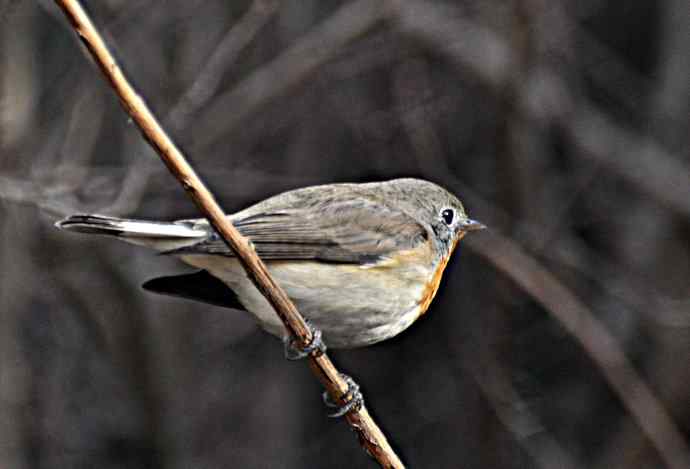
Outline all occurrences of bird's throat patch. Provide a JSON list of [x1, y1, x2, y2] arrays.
[[417, 235, 462, 317]]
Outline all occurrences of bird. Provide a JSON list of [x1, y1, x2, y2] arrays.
[[56, 178, 484, 349]]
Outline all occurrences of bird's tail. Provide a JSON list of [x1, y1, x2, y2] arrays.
[[55, 214, 207, 250]]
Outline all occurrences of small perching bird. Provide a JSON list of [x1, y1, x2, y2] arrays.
[[56, 178, 484, 349]]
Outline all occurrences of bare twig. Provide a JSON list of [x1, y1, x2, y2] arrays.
[[391, 71, 689, 464], [466, 232, 690, 469], [167, 0, 280, 129], [564, 106, 690, 219], [651, 0, 690, 149], [387, 12, 690, 464], [391, 0, 690, 220], [468, 350, 581, 469], [195, 0, 390, 148], [392, 1, 515, 90], [0, 0, 38, 148], [52, 1, 404, 467], [107, 0, 280, 215]]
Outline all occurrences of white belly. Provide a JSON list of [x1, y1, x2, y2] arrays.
[[180, 255, 433, 348]]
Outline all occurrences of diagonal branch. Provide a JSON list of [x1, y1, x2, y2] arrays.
[[107, 0, 280, 215], [467, 232, 690, 469], [391, 0, 690, 220], [194, 0, 390, 148], [52, 1, 404, 467], [167, 0, 280, 130]]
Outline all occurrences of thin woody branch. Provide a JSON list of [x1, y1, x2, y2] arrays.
[[467, 232, 690, 469], [52, 1, 404, 467]]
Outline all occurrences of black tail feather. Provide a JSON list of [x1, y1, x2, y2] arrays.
[[142, 270, 246, 310], [55, 214, 127, 235]]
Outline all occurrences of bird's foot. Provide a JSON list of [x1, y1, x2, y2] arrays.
[[283, 322, 327, 360], [323, 373, 364, 418]]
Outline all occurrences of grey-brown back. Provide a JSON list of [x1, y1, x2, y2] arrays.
[[169, 178, 462, 264]]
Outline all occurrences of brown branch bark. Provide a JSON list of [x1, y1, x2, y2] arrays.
[[107, 0, 279, 215], [52, 1, 404, 467]]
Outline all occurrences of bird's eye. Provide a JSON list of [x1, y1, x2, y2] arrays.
[[441, 208, 454, 225]]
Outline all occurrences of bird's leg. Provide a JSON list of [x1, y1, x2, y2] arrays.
[[283, 325, 362, 417], [322, 373, 364, 418], [283, 321, 327, 360]]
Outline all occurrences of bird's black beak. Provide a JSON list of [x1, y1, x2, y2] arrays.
[[459, 218, 486, 232]]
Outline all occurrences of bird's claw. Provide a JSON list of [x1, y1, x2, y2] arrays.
[[283, 327, 361, 417], [283, 323, 327, 360], [323, 373, 363, 418]]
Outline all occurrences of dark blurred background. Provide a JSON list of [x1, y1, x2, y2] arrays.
[[1, 1, 689, 468]]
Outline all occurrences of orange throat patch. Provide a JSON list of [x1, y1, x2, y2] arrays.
[[417, 234, 463, 317]]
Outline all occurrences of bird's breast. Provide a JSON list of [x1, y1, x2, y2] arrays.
[[179, 238, 454, 348], [416, 235, 461, 317]]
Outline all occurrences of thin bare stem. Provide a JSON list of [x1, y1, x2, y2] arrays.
[[391, 0, 690, 219], [107, 0, 279, 214], [195, 0, 390, 148], [467, 232, 690, 469], [167, 0, 280, 129], [52, 1, 404, 467]]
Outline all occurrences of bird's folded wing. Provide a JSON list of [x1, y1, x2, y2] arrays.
[[165, 192, 428, 264]]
